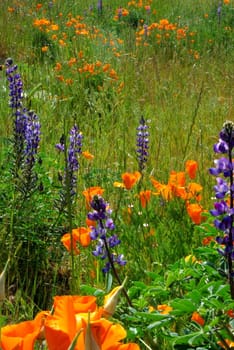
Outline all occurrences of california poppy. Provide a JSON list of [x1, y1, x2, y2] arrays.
[[185, 160, 198, 179], [191, 311, 205, 326], [138, 190, 151, 208], [0, 311, 49, 350], [186, 203, 203, 224], [157, 304, 173, 315], [121, 172, 141, 190], [61, 227, 91, 255]]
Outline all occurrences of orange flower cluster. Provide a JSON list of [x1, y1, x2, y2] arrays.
[[150, 160, 205, 224], [114, 8, 129, 21], [127, 0, 152, 9], [0, 290, 140, 350], [61, 227, 91, 255], [136, 18, 189, 46]]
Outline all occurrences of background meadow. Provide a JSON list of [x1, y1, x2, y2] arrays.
[[0, 0, 233, 349]]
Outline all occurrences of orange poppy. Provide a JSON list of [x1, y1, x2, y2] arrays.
[[82, 150, 94, 160], [191, 311, 205, 326], [61, 227, 91, 255], [157, 304, 173, 314], [202, 236, 214, 245], [151, 177, 173, 201], [45, 295, 139, 350], [185, 160, 198, 179], [121, 172, 141, 190], [139, 190, 151, 208], [187, 182, 203, 200], [186, 203, 203, 224], [168, 171, 186, 187], [0, 311, 49, 350]]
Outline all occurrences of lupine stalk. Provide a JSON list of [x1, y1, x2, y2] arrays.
[[5, 58, 41, 194], [136, 116, 149, 172], [56, 125, 83, 292], [209, 121, 234, 299], [87, 195, 132, 305], [56, 125, 83, 208]]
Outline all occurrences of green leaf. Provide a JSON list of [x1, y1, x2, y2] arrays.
[[172, 330, 204, 346], [147, 317, 173, 330], [166, 271, 178, 287], [68, 330, 82, 350], [171, 299, 197, 316]]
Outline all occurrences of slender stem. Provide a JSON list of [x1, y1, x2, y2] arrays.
[[101, 228, 133, 307], [228, 142, 234, 299]]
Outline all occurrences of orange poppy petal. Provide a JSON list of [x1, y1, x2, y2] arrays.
[[185, 160, 198, 179], [45, 296, 77, 350]]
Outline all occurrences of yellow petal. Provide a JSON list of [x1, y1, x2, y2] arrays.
[[113, 181, 125, 188]]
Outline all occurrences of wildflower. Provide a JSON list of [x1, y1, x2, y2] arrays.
[[87, 195, 126, 274], [185, 254, 197, 263], [186, 203, 204, 224], [202, 236, 214, 245], [103, 277, 127, 317], [36, 4, 43, 10], [136, 116, 149, 172], [185, 160, 198, 179], [218, 339, 234, 349], [5, 58, 41, 188], [191, 311, 205, 326], [55, 62, 62, 71], [0, 311, 49, 349], [209, 121, 234, 298], [227, 309, 234, 318], [157, 304, 173, 314], [55, 125, 83, 204], [82, 150, 94, 160], [61, 227, 91, 255], [122, 172, 141, 190], [139, 190, 151, 208], [41, 46, 49, 52], [8, 7, 15, 13]]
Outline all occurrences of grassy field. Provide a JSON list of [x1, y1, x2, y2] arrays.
[[0, 1, 233, 349]]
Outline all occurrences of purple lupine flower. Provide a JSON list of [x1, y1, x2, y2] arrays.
[[5, 58, 41, 184], [88, 195, 126, 273], [209, 120, 234, 298], [56, 125, 83, 201], [5, 58, 23, 111], [97, 0, 102, 13], [25, 110, 41, 164], [136, 116, 149, 172], [68, 125, 83, 172]]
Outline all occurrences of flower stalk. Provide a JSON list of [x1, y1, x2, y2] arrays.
[[209, 121, 234, 298]]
